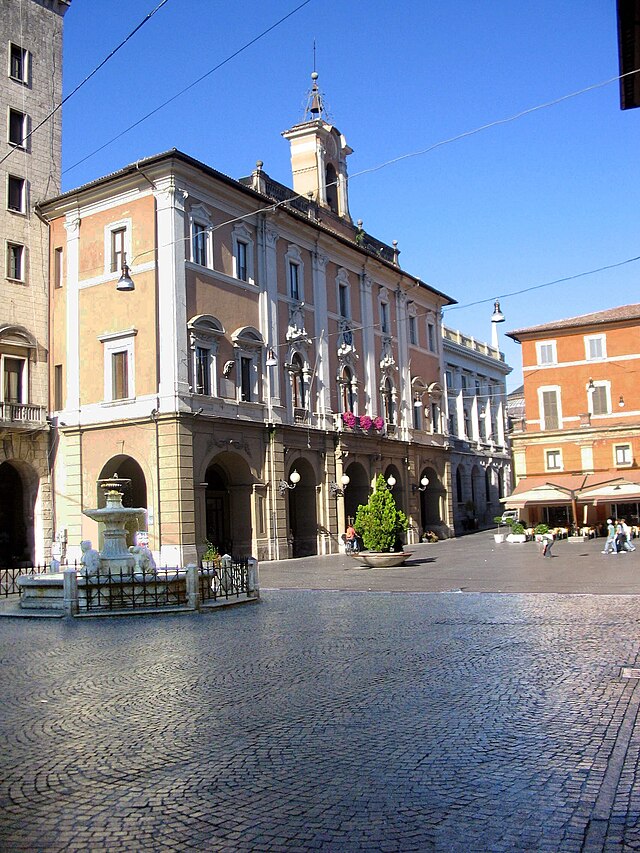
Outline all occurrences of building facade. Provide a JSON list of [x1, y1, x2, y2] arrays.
[[0, 0, 70, 566], [442, 323, 512, 534], [505, 304, 640, 528], [40, 85, 460, 564]]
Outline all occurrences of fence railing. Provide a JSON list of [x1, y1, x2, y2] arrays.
[[199, 557, 249, 603], [1, 564, 51, 596], [80, 566, 189, 613]]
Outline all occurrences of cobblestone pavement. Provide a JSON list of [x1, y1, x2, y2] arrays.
[[3, 591, 640, 851], [260, 530, 640, 594]]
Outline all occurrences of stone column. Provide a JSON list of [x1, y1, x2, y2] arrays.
[[63, 568, 78, 616], [185, 564, 199, 610]]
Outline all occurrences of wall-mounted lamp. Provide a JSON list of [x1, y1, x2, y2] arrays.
[[330, 473, 350, 498], [386, 474, 397, 489], [412, 476, 430, 493], [279, 469, 300, 496], [116, 253, 135, 292], [619, 395, 625, 408], [266, 348, 278, 367], [587, 377, 595, 390]]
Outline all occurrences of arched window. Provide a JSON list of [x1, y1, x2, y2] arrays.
[[291, 353, 305, 409], [456, 468, 463, 503], [325, 163, 338, 213]]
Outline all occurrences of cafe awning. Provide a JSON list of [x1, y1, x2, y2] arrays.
[[501, 475, 585, 509], [578, 478, 640, 504]]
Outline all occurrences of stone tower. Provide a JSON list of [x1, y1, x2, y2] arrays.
[[282, 71, 353, 222], [0, 0, 70, 565]]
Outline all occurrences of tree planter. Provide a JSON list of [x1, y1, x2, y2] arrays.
[[494, 533, 505, 544], [354, 551, 412, 568], [506, 534, 527, 544]]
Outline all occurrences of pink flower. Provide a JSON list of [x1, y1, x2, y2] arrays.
[[372, 416, 384, 431], [359, 415, 373, 431], [342, 411, 357, 428]]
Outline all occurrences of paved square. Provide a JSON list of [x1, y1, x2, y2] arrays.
[[2, 584, 640, 850]]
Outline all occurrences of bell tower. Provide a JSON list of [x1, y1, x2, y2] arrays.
[[282, 71, 353, 222]]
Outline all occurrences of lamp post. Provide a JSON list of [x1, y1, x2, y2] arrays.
[[412, 476, 429, 493], [330, 473, 350, 498], [386, 474, 396, 489], [279, 469, 300, 496]]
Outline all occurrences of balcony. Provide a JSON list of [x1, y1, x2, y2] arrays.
[[0, 402, 47, 428]]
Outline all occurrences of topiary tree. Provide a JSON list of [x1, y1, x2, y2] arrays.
[[354, 474, 409, 552]]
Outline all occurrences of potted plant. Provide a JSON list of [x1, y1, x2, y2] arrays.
[[493, 515, 506, 544], [507, 522, 527, 544], [354, 474, 410, 567], [201, 540, 221, 570]]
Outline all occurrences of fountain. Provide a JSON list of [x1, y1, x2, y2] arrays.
[[82, 475, 146, 577], [17, 474, 147, 609]]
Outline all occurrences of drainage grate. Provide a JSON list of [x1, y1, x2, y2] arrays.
[[620, 667, 640, 679]]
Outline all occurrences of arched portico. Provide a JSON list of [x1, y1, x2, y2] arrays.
[[199, 451, 256, 557], [343, 462, 370, 526], [98, 456, 147, 549], [419, 466, 446, 537], [0, 460, 38, 566], [285, 457, 318, 557]]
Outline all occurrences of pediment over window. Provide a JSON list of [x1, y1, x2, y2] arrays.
[[231, 326, 264, 347], [188, 315, 224, 336], [0, 324, 37, 349]]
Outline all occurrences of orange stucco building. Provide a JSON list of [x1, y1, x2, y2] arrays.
[[39, 81, 460, 564], [506, 305, 640, 528]]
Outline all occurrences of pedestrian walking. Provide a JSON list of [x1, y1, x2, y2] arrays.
[[602, 519, 617, 554], [615, 519, 629, 554], [622, 519, 636, 552], [542, 532, 554, 558]]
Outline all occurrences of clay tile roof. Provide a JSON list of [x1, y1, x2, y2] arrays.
[[507, 303, 640, 341]]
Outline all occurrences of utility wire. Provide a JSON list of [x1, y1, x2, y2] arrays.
[[0, 0, 173, 168], [63, 0, 314, 175]]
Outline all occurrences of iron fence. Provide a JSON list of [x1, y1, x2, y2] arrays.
[[199, 557, 249, 603], [80, 566, 188, 613], [1, 564, 51, 597]]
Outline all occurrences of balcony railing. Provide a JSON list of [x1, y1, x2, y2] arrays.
[[0, 402, 47, 426]]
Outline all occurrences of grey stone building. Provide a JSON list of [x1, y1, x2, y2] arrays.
[[0, 0, 70, 565], [442, 308, 512, 535]]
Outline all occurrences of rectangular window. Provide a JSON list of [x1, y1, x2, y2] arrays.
[[380, 302, 390, 334], [8, 108, 26, 147], [427, 322, 436, 352], [546, 449, 562, 470], [54, 364, 63, 411], [54, 247, 63, 288], [7, 242, 24, 280], [591, 384, 609, 415], [240, 356, 252, 402], [289, 262, 300, 300], [413, 401, 422, 430], [110, 228, 125, 273], [9, 44, 28, 83], [3, 357, 24, 403], [192, 222, 208, 266], [339, 284, 349, 318], [235, 240, 247, 281], [111, 351, 129, 400], [585, 334, 606, 361], [616, 444, 632, 466], [409, 315, 417, 345], [541, 389, 559, 430], [463, 408, 472, 439], [448, 411, 456, 436], [195, 346, 210, 395], [461, 375, 468, 391], [536, 340, 557, 365], [431, 403, 439, 433], [445, 370, 453, 390], [7, 175, 25, 212]]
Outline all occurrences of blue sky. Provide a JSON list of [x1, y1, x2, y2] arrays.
[[61, 1, 640, 388]]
